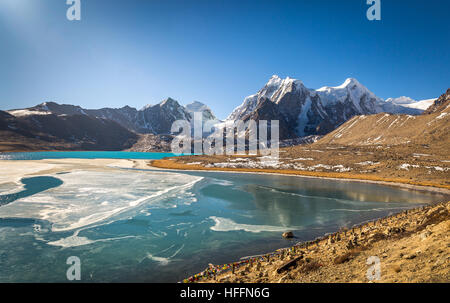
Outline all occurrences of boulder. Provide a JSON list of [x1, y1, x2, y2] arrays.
[[282, 231, 294, 239]]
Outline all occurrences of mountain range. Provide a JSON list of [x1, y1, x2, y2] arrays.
[[227, 76, 433, 139], [0, 76, 440, 151], [8, 98, 217, 135]]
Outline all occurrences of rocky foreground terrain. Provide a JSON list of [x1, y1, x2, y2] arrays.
[[196, 201, 449, 283]]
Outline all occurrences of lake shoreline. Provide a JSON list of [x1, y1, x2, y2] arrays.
[[150, 159, 450, 194]]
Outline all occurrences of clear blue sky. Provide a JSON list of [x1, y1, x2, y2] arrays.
[[0, 0, 449, 119]]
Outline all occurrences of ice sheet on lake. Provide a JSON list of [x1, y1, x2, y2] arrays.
[[0, 170, 203, 232], [0, 162, 56, 185], [209, 216, 298, 233], [0, 182, 25, 195]]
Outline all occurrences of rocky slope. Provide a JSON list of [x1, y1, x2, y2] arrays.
[[424, 88, 450, 114], [0, 110, 138, 152]]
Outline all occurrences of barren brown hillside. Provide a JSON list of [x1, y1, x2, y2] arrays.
[[318, 88, 449, 147]]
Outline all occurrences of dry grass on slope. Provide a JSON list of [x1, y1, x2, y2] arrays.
[[318, 111, 449, 147]]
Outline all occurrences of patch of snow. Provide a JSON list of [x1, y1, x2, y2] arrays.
[[387, 116, 400, 129], [436, 112, 448, 120], [398, 163, 420, 171], [412, 153, 430, 157], [432, 166, 449, 172], [306, 164, 351, 172], [8, 110, 52, 117], [228, 158, 248, 162], [296, 96, 312, 137], [356, 161, 380, 166]]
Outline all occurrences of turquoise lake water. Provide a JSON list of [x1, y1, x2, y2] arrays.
[[0, 151, 179, 160], [0, 152, 447, 282]]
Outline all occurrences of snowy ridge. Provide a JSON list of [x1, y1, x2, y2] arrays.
[[315, 78, 381, 112], [385, 97, 436, 111], [227, 75, 283, 120]]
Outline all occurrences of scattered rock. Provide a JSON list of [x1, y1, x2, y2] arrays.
[[432, 258, 445, 269], [368, 232, 385, 243], [277, 274, 289, 283], [256, 262, 261, 271], [420, 230, 431, 240], [346, 235, 359, 249], [282, 231, 294, 239], [346, 240, 354, 249], [276, 255, 303, 274], [391, 265, 401, 273], [404, 254, 417, 260]]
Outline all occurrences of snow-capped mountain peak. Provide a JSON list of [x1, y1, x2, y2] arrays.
[[341, 77, 361, 87], [141, 104, 152, 110], [186, 101, 217, 122], [385, 96, 415, 105], [268, 74, 282, 84], [317, 77, 370, 94], [159, 97, 179, 107], [315, 78, 380, 115]]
